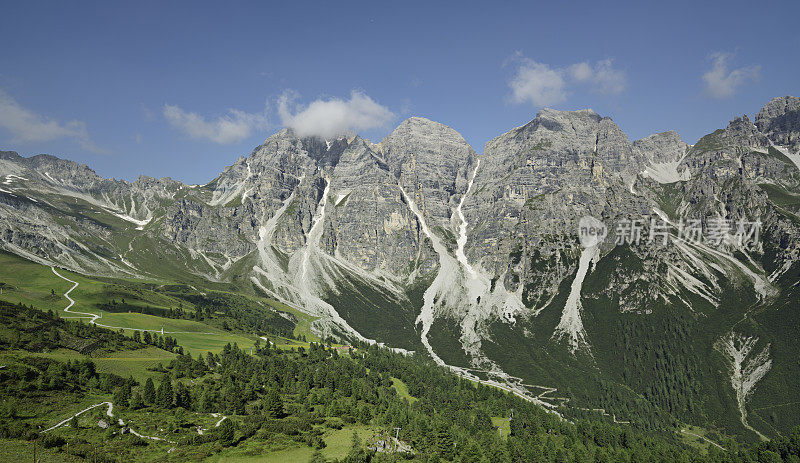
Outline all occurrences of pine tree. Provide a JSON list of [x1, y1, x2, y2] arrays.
[[157, 378, 174, 408], [346, 430, 368, 463], [174, 382, 191, 410], [435, 424, 454, 460], [264, 388, 285, 418], [350, 430, 361, 451], [113, 385, 130, 407], [201, 388, 215, 413], [217, 417, 235, 446], [143, 377, 156, 405], [129, 391, 144, 409]]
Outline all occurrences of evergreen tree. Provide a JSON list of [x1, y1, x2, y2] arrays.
[[174, 382, 191, 409], [264, 388, 285, 418], [458, 439, 484, 463], [435, 424, 454, 460], [350, 430, 361, 451], [217, 417, 235, 446], [157, 377, 174, 408], [113, 384, 130, 407], [345, 430, 368, 463], [200, 388, 215, 413], [129, 391, 144, 409], [143, 377, 156, 405]]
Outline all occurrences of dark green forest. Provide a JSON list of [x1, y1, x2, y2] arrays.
[[2, 300, 800, 462]]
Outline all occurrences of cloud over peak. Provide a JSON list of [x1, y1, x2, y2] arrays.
[[163, 103, 268, 144], [702, 52, 761, 99], [508, 54, 627, 107], [569, 59, 627, 95], [278, 90, 395, 139], [0, 90, 105, 154], [509, 59, 567, 107]]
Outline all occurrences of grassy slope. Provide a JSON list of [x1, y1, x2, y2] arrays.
[[0, 251, 309, 355], [0, 347, 175, 384], [390, 377, 418, 404], [491, 416, 511, 439], [205, 425, 379, 463], [0, 250, 194, 315]]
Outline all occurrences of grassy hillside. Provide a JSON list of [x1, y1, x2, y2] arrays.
[[0, 250, 311, 355]]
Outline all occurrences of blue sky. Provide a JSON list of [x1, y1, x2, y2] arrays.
[[1, 0, 798, 184]]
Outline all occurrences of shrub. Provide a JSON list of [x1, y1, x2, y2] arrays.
[[39, 433, 66, 449]]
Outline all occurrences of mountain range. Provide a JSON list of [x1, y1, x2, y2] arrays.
[[2, 95, 799, 441]]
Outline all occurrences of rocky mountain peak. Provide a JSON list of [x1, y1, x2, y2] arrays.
[[385, 117, 475, 152], [722, 113, 768, 150], [756, 95, 800, 125], [382, 116, 476, 180], [0, 151, 22, 161], [485, 107, 640, 177], [755, 95, 800, 152], [633, 131, 688, 164], [2, 96, 800, 443]]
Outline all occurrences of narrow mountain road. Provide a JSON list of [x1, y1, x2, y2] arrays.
[[42, 401, 112, 432], [212, 413, 227, 427], [43, 401, 174, 442], [51, 266, 216, 335], [197, 414, 227, 435]]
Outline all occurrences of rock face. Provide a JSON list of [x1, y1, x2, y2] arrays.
[[756, 96, 800, 152], [464, 109, 648, 301], [2, 97, 800, 439], [381, 117, 477, 231], [325, 137, 422, 273]]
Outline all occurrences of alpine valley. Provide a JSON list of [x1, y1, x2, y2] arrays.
[[2, 95, 800, 460]]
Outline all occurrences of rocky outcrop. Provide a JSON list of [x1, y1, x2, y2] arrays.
[[756, 96, 800, 152]]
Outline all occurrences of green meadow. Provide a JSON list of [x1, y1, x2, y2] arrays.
[[0, 250, 318, 357]]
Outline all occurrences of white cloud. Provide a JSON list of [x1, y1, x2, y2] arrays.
[[702, 52, 761, 99], [163, 103, 268, 144], [568, 62, 593, 82], [508, 54, 627, 107], [576, 59, 627, 95], [278, 90, 395, 139], [509, 59, 567, 107], [0, 90, 105, 153]]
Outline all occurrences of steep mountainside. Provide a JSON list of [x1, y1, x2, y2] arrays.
[[2, 97, 799, 441]]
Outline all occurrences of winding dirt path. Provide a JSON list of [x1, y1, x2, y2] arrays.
[[51, 266, 216, 335], [43, 401, 172, 442]]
